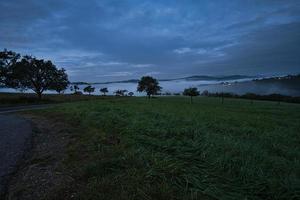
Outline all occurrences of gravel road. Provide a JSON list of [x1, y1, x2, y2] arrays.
[[0, 104, 56, 197], [0, 114, 32, 196]]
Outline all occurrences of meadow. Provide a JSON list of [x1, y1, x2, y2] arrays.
[[33, 97, 300, 199], [0, 92, 107, 107]]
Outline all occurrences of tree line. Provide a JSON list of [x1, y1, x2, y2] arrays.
[[0, 49, 227, 103], [2, 49, 297, 104], [70, 85, 134, 97]]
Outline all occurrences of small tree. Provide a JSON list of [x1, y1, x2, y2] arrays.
[[137, 76, 161, 99], [4, 55, 68, 99], [83, 85, 95, 95], [183, 87, 200, 104], [51, 68, 69, 94], [114, 89, 127, 96], [74, 84, 79, 92], [128, 92, 134, 96], [100, 87, 108, 96], [70, 84, 80, 94]]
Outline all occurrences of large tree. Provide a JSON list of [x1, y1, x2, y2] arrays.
[[0, 49, 20, 85], [183, 87, 200, 104], [137, 76, 161, 99], [4, 55, 68, 99]]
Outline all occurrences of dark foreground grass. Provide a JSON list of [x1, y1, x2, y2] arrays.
[[0, 92, 109, 107], [39, 97, 300, 200]]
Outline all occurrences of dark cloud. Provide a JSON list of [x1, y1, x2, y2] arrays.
[[0, 0, 299, 81]]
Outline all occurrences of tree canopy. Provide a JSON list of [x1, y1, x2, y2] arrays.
[[137, 76, 161, 99], [50, 68, 69, 94], [183, 87, 200, 103], [0, 50, 69, 98], [70, 84, 80, 93], [100, 87, 108, 95], [0, 49, 20, 85], [114, 89, 127, 96], [83, 85, 95, 95]]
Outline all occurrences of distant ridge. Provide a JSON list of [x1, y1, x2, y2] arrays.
[[161, 75, 253, 81], [72, 75, 254, 85], [71, 74, 300, 85]]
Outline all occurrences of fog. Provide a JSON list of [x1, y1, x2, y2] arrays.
[[1, 79, 299, 96]]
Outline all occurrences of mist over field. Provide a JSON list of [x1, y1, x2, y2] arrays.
[[2, 76, 300, 96]]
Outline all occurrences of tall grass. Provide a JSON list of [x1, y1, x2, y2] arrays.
[[44, 97, 300, 199]]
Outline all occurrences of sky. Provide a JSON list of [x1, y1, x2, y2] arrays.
[[1, 0, 300, 82]]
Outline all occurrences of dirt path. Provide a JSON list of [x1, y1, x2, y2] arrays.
[[0, 105, 55, 197], [5, 115, 75, 200], [0, 104, 54, 114], [0, 114, 32, 197]]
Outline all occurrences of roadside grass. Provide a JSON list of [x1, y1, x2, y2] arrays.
[[36, 96, 300, 200], [0, 92, 109, 107]]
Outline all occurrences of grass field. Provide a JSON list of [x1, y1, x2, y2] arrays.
[[33, 97, 300, 199], [0, 92, 108, 107]]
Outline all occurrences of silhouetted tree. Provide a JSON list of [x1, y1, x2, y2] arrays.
[[183, 87, 200, 104], [74, 84, 79, 92], [4, 55, 68, 99], [114, 89, 127, 96], [128, 92, 134, 96], [83, 85, 95, 95], [114, 89, 123, 96], [100, 87, 108, 96], [0, 49, 20, 85], [70, 84, 80, 94], [50, 68, 69, 94], [137, 76, 161, 99]]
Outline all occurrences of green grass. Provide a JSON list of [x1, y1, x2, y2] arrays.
[[0, 92, 109, 107], [39, 97, 300, 200]]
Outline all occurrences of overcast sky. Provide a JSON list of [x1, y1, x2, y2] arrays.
[[1, 0, 300, 82]]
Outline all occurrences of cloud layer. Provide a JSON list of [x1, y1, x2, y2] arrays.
[[1, 0, 300, 81]]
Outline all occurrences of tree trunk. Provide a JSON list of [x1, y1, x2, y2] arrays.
[[148, 94, 151, 99], [37, 91, 42, 100]]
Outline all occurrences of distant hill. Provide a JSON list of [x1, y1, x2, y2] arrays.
[[254, 74, 300, 82], [252, 74, 300, 91], [71, 75, 254, 85], [71, 74, 300, 86], [71, 79, 136, 85], [178, 75, 253, 81]]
